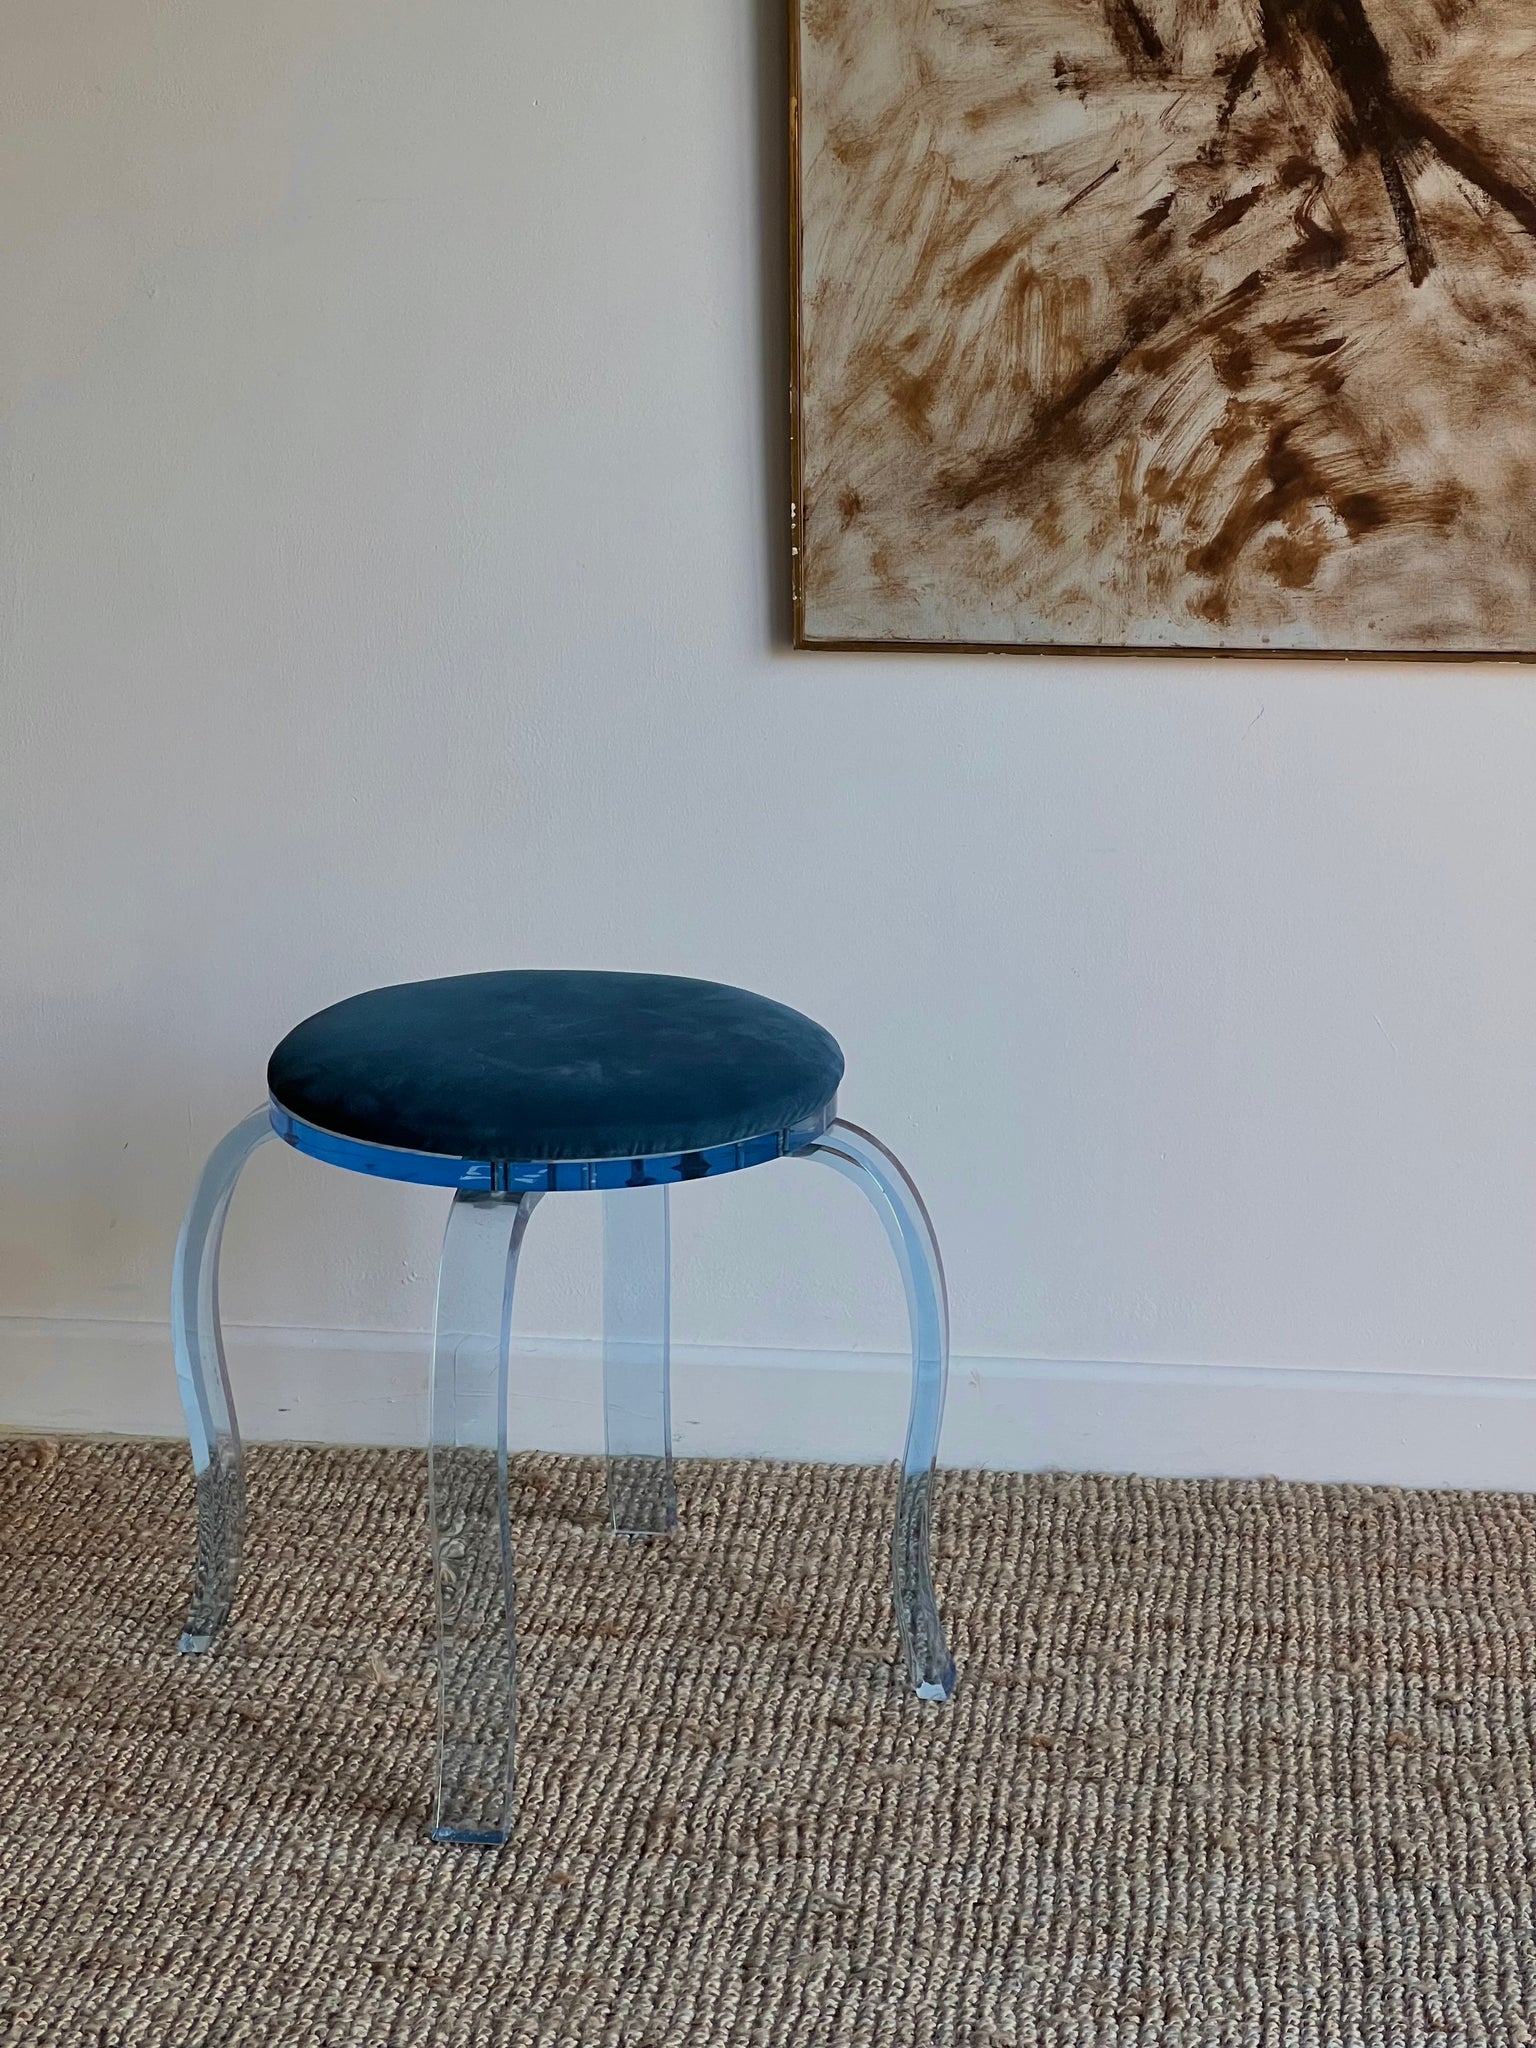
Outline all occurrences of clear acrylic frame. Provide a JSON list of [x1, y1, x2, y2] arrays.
[[173, 1099, 955, 1843]]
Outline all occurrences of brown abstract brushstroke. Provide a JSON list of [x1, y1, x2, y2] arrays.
[[937, 264, 1274, 516], [949, 234, 1033, 298], [797, 0, 1536, 650], [1102, 0, 1167, 73], [1218, 49, 1262, 131], [1405, 104, 1536, 241], [1187, 427, 1342, 583], [1260, 0, 1536, 280], [1190, 185, 1267, 244], [936, 284, 1190, 509], [1188, 422, 1463, 608], [922, 0, 1524, 530], [1062, 160, 1122, 212], [1260, 0, 1434, 280], [1285, 165, 1349, 273]]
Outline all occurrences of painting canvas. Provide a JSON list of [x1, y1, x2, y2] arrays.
[[791, 0, 1536, 654]]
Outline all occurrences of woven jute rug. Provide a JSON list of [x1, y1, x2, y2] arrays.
[[4, 1440, 1536, 2046]]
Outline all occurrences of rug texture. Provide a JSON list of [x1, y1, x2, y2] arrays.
[[3, 1439, 1536, 2046]]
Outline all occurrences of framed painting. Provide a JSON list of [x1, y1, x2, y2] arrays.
[[790, 0, 1536, 656]]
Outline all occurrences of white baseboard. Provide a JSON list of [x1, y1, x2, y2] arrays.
[[2, 1314, 1535, 1491]]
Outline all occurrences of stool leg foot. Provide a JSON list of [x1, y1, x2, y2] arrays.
[[173, 1108, 275, 1655], [429, 1190, 541, 1846], [602, 1184, 676, 1538], [800, 1121, 957, 1702]]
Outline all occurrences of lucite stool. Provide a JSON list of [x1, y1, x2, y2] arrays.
[[173, 969, 955, 1844]]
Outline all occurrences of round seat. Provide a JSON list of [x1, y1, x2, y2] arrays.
[[267, 969, 845, 1167]]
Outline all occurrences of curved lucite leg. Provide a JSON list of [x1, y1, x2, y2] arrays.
[[602, 1184, 677, 1537], [430, 1189, 542, 1845], [173, 1107, 276, 1654], [799, 1120, 956, 1702]]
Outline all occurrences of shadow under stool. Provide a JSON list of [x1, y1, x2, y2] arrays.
[[173, 968, 955, 1843]]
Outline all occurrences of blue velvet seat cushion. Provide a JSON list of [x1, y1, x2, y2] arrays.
[[267, 970, 845, 1163]]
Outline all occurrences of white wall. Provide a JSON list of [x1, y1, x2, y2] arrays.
[[4, 0, 1536, 1484]]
